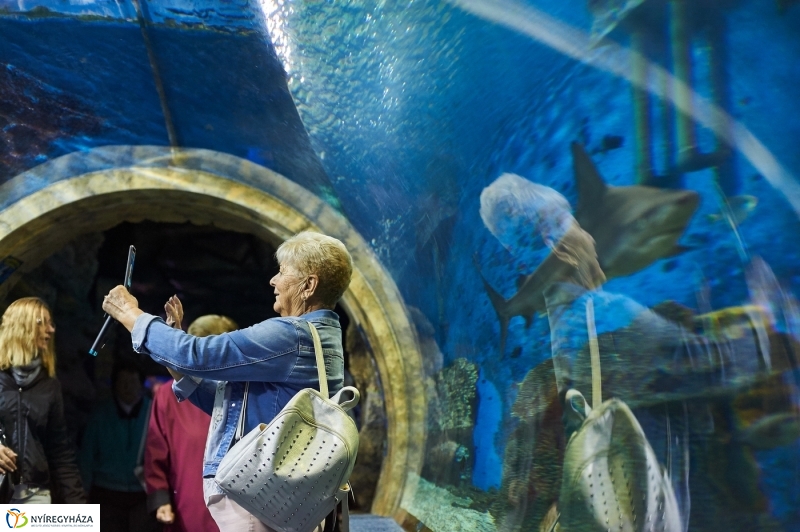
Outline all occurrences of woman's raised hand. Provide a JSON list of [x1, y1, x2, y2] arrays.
[[164, 295, 184, 330], [102, 286, 144, 332], [164, 295, 186, 381]]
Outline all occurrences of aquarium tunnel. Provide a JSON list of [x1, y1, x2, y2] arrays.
[[1, 0, 799, 530]]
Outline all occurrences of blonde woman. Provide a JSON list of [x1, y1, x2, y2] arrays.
[[0, 297, 85, 503]]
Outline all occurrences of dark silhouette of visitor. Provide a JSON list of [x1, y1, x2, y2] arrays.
[[79, 359, 159, 532]]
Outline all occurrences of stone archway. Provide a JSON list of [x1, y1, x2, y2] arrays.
[[0, 146, 425, 520]]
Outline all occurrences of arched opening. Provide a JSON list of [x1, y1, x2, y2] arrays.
[[0, 146, 426, 520], [6, 219, 388, 511]]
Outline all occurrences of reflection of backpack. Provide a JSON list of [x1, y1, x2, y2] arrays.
[[215, 322, 360, 532], [555, 300, 682, 532]]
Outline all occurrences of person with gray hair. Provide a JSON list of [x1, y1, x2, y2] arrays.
[[102, 231, 353, 532]]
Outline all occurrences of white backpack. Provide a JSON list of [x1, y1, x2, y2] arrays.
[[215, 322, 360, 532], [555, 299, 683, 532]]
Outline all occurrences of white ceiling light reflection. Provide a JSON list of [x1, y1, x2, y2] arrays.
[[259, 0, 294, 76]]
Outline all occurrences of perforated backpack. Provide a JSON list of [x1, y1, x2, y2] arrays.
[[215, 322, 360, 532]]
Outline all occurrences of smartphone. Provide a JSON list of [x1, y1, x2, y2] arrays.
[[89, 245, 137, 356], [124, 245, 136, 289]]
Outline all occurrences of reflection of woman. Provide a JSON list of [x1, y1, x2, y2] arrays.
[[103, 232, 351, 532], [0, 297, 85, 504]]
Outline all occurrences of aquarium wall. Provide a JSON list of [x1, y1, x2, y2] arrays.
[[1, 0, 800, 530]]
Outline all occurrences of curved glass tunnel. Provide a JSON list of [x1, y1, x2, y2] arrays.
[[1, 0, 799, 530]]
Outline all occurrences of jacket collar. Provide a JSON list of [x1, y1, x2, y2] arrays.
[[296, 309, 341, 328], [0, 367, 48, 390]]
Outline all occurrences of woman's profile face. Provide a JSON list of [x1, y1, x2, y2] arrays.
[[36, 309, 55, 351], [269, 263, 305, 317]]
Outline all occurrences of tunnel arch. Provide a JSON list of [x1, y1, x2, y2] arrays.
[[0, 146, 424, 520]]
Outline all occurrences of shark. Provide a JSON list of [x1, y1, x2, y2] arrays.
[[571, 142, 699, 279], [480, 142, 700, 352]]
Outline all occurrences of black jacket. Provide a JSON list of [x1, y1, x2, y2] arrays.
[[0, 370, 85, 503]]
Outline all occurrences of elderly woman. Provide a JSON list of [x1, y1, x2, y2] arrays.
[[0, 297, 85, 504], [102, 231, 352, 532]]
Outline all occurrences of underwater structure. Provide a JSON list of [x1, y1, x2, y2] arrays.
[[1, 0, 800, 530]]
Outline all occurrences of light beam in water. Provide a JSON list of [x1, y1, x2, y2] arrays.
[[449, 0, 800, 217]]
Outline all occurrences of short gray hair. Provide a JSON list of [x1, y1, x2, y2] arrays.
[[276, 231, 353, 307]]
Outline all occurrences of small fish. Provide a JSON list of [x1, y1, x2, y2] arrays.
[[737, 412, 800, 450], [661, 258, 679, 273], [706, 195, 758, 226], [590, 134, 624, 155]]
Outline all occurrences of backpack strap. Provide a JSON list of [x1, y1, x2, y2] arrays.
[[307, 321, 328, 397], [586, 298, 602, 409], [339, 482, 352, 532], [234, 381, 250, 442], [323, 483, 352, 532]]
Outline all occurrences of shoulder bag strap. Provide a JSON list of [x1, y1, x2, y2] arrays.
[[586, 298, 602, 409], [307, 321, 328, 398], [234, 382, 250, 442]]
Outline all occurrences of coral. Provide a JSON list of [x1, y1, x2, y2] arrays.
[[422, 358, 478, 486], [435, 357, 478, 432], [495, 358, 564, 530], [511, 357, 558, 422]]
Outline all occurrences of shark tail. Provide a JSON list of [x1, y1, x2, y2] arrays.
[[474, 257, 512, 355]]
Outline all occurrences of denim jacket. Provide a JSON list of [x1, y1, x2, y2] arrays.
[[131, 309, 344, 481], [543, 282, 763, 406]]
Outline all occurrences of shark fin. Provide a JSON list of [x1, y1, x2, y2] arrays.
[[473, 255, 512, 356], [482, 277, 511, 356], [571, 142, 607, 219]]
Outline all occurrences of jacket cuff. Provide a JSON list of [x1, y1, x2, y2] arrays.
[[131, 313, 160, 354], [172, 376, 200, 403], [147, 489, 172, 513]]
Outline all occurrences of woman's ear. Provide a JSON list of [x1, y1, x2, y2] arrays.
[[304, 274, 320, 300]]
